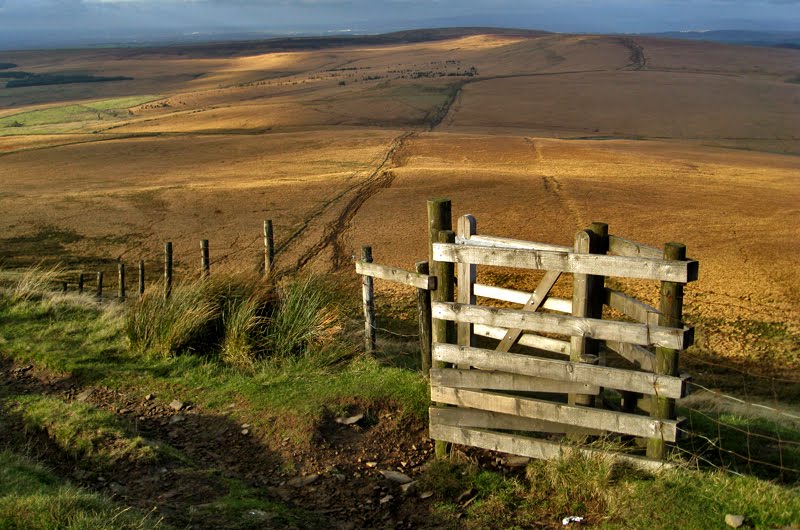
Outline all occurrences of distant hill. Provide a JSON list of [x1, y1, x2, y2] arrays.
[[645, 30, 800, 49]]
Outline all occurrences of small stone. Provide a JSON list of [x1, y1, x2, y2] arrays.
[[725, 514, 745, 528], [379, 494, 393, 505], [169, 400, 184, 411], [504, 456, 531, 468], [241, 429, 250, 435], [144, 393, 154, 401], [287, 474, 319, 488], [365, 462, 378, 468], [399, 481, 417, 494], [335, 413, 364, 425], [241, 423, 250, 429], [169, 414, 185, 424], [379, 470, 412, 484], [419, 491, 433, 499], [76, 389, 93, 402]]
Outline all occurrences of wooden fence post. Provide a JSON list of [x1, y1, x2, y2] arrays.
[[361, 246, 377, 354], [138, 260, 145, 296], [264, 220, 275, 276], [118, 263, 126, 302], [427, 198, 454, 458], [164, 242, 173, 299], [647, 242, 686, 460], [416, 261, 433, 374], [96, 272, 103, 302], [457, 215, 477, 367], [201, 240, 210, 277], [78, 273, 84, 294]]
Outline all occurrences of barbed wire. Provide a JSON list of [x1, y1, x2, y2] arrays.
[[687, 381, 800, 421]]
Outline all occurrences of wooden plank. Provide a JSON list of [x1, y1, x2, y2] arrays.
[[605, 341, 657, 372], [429, 423, 673, 471], [430, 368, 600, 395], [430, 407, 604, 436], [431, 386, 678, 441], [458, 234, 572, 253], [474, 283, 572, 313], [355, 261, 436, 290], [432, 301, 693, 350], [496, 270, 561, 352], [433, 243, 699, 283], [457, 215, 477, 360], [605, 288, 660, 326], [474, 324, 570, 356], [608, 235, 663, 260], [433, 344, 685, 398]]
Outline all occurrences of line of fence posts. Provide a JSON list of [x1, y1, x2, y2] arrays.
[[54, 218, 278, 303]]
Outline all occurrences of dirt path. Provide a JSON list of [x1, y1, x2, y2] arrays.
[[0, 357, 446, 529], [617, 37, 647, 70]]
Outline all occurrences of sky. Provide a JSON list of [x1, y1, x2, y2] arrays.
[[1, 0, 799, 49]]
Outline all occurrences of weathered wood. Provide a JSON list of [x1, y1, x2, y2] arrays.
[[428, 423, 672, 471], [648, 243, 687, 460], [164, 242, 173, 300], [433, 243, 699, 283], [495, 270, 561, 353], [457, 215, 477, 365], [138, 260, 145, 296], [430, 368, 600, 395], [432, 231, 457, 350], [355, 261, 436, 290], [608, 235, 663, 260], [416, 261, 433, 375], [361, 246, 377, 354], [427, 198, 453, 459], [570, 230, 593, 408], [96, 271, 103, 302], [264, 220, 275, 276], [474, 324, 571, 356], [431, 386, 678, 441], [432, 302, 693, 350], [432, 344, 685, 398], [605, 288, 660, 326], [460, 234, 572, 253], [201, 239, 210, 277], [473, 283, 572, 313], [605, 341, 656, 372], [430, 406, 603, 436], [118, 263, 126, 302], [78, 273, 84, 294]]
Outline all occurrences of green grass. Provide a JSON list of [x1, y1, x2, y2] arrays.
[[0, 450, 163, 529], [0, 95, 161, 135], [420, 454, 800, 529]]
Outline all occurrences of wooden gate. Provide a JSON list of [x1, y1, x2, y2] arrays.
[[427, 203, 697, 467]]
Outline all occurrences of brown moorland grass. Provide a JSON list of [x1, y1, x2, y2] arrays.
[[1, 31, 798, 381]]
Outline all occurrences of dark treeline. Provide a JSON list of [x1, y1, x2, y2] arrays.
[[5, 73, 133, 88], [0, 63, 18, 70]]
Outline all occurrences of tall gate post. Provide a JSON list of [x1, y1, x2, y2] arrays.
[[361, 246, 377, 354], [415, 261, 433, 375], [647, 242, 686, 460]]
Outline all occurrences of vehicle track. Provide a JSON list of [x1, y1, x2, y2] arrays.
[[284, 131, 414, 274], [617, 37, 647, 70]]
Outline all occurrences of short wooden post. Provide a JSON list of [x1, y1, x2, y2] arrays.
[[416, 261, 433, 374], [201, 240, 210, 277], [164, 242, 173, 299], [456, 215, 477, 368], [427, 198, 454, 458], [264, 220, 275, 276], [647, 242, 686, 460], [96, 272, 103, 302], [138, 260, 145, 296], [361, 246, 377, 354], [78, 273, 84, 294], [118, 263, 126, 302], [569, 229, 603, 407]]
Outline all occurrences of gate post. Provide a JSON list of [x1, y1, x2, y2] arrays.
[[457, 215, 477, 360], [361, 246, 377, 354], [647, 242, 686, 460], [415, 261, 433, 375]]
